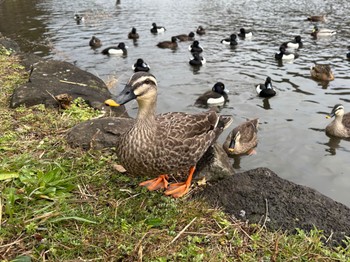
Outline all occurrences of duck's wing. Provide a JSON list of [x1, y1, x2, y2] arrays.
[[343, 113, 350, 128], [236, 119, 259, 143]]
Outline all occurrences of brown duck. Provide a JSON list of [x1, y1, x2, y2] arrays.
[[105, 72, 233, 197]]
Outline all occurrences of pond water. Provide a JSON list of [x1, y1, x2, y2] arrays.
[[1, 0, 350, 207]]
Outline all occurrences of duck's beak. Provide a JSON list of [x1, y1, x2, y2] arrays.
[[105, 99, 120, 107], [228, 139, 235, 152]]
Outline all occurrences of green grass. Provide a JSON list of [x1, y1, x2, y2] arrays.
[[0, 45, 349, 261]]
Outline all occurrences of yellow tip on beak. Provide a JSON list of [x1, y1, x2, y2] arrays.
[[325, 115, 331, 119], [105, 99, 120, 107], [228, 148, 235, 152]]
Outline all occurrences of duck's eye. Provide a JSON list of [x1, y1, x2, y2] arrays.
[[144, 79, 151, 84]]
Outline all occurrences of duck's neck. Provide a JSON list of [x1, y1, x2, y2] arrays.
[[136, 98, 157, 126], [334, 114, 344, 126]]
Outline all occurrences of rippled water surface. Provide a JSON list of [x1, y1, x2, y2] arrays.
[[1, 0, 350, 206]]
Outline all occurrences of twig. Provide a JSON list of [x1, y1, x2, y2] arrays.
[[169, 217, 197, 245], [184, 231, 225, 237], [0, 234, 27, 248], [258, 198, 269, 233], [24, 211, 60, 224], [59, 79, 87, 87], [271, 234, 280, 262], [325, 230, 333, 243]]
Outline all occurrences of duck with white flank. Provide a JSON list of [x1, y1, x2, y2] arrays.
[[311, 26, 336, 38], [238, 28, 252, 39], [189, 52, 206, 66], [132, 58, 150, 72], [104, 72, 233, 198], [275, 46, 295, 60], [325, 104, 350, 138], [281, 35, 303, 49], [223, 119, 259, 155], [150, 23, 166, 34], [188, 40, 204, 53], [101, 42, 127, 55], [256, 77, 276, 97], [195, 82, 229, 107], [221, 34, 238, 46]]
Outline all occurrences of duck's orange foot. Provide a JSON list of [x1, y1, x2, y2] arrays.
[[164, 182, 190, 198], [247, 148, 257, 156], [139, 174, 169, 191]]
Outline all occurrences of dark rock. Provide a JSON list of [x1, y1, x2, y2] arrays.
[[196, 167, 350, 246], [66, 117, 134, 150], [9, 57, 127, 117], [0, 36, 21, 53]]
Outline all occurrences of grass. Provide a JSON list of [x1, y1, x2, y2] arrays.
[[0, 45, 350, 261]]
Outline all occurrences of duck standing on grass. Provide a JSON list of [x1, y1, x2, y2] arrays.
[[104, 72, 233, 198], [256, 77, 276, 97], [223, 119, 259, 155], [325, 104, 350, 138]]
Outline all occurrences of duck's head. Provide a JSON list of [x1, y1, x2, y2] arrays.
[[131, 27, 137, 33], [105, 72, 157, 107], [189, 32, 195, 37], [327, 104, 345, 118], [295, 35, 302, 43], [265, 77, 272, 88], [171, 36, 177, 43], [279, 46, 287, 54], [192, 52, 201, 60], [152, 22, 157, 27], [312, 26, 319, 33], [228, 131, 241, 152], [118, 42, 126, 49], [193, 40, 200, 47], [212, 82, 228, 94], [136, 58, 144, 65], [240, 28, 246, 34], [230, 34, 237, 40]]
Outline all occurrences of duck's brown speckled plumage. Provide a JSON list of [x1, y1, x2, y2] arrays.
[[111, 72, 233, 181], [223, 119, 259, 155], [310, 64, 334, 81], [325, 104, 350, 138]]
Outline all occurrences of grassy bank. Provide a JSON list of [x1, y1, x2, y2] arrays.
[[0, 45, 349, 261]]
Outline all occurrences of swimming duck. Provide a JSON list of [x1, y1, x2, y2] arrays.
[[150, 23, 166, 34], [196, 26, 206, 35], [325, 104, 350, 138], [104, 72, 233, 198], [221, 34, 238, 46], [128, 27, 139, 39], [89, 36, 102, 48], [175, 32, 195, 41], [195, 82, 229, 106], [306, 15, 326, 22], [275, 46, 295, 60], [132, 58, 150, 72], [223, 119, 259, 155], [311, 26, 336, 37], [310, 64, 334, 81], [281, 35, 303, 49], [189, 52, 206, 66], [189, 40, 204, 53], [237, 28, 252, 38], [101, 42, 127, 55], [256, 77, 276, 97], [74, 14, 84, 24], [157, 37, 178, 49]]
